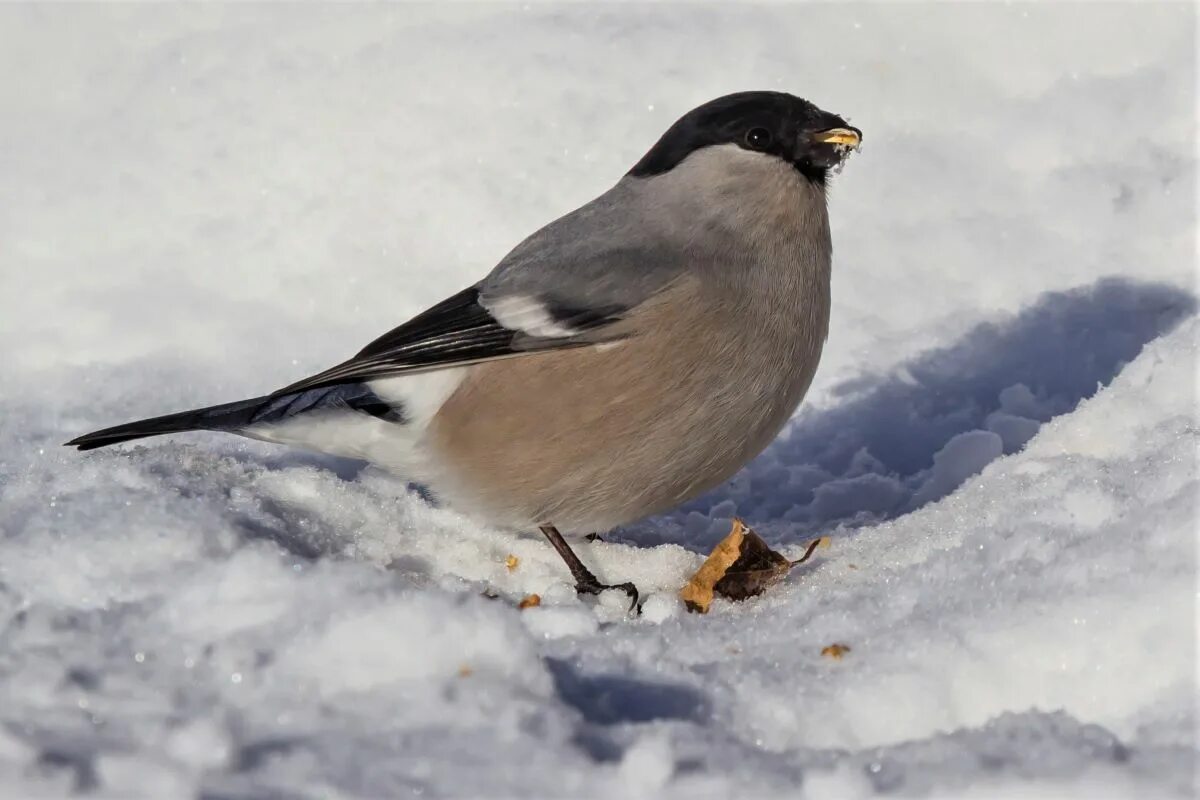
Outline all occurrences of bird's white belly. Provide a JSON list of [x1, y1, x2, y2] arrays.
[[243, 368, 467, 476]]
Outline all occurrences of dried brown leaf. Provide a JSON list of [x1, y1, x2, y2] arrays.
[[505, 554, 520, 572], [680, 519, 826, 613], [518, 593, 541, 610]]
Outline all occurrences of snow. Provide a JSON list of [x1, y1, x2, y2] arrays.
[[1, 4, 1196, 798]]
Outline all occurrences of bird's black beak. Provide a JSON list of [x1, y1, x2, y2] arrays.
[[799, 123, 862, 172]]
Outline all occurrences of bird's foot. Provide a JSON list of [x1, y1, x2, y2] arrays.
[[575, 577, 640, 614]]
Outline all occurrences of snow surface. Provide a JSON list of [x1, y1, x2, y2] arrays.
[[1, 4, 1196, 798]]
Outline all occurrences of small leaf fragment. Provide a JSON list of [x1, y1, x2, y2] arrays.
[[518, 593, 541, 610], [821, 643, 851, 660], [505, 554, 520, 572], [680, 519, 749, 613], [457, 664, 474, 678]]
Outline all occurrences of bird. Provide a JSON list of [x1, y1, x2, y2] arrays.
[[66, 91, 862, 611]]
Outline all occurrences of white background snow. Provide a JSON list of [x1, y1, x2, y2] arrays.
[[1, 4, 1196, 798]]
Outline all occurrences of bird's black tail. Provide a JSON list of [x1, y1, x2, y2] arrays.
[[65, 382, 408, 451], [65, 396, 272, 451]]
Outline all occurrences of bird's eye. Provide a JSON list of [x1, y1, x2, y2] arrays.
[[744, 127, 773, 150]]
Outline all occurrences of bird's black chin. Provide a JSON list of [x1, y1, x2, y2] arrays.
[[792, 159, 828, 186]]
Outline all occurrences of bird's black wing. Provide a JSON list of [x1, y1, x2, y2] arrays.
[[275, 179, 697, 399], [271, 286, 625, 397]]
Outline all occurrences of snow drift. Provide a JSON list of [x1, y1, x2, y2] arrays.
[[0, 4, 1195, 798]]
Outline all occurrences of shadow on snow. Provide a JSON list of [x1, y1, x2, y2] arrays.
[[636, 277, 1195, 550]]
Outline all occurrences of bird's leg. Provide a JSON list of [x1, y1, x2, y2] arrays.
[[538, 525, 639, 612]]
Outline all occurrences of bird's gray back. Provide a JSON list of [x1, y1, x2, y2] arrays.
[[479, 179, 688, 317]]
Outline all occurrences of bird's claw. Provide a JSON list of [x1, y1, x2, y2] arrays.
[[575, 579, 641, 615]]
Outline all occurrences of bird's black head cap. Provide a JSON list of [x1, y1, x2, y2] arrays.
[[628, 91, 861, 185]]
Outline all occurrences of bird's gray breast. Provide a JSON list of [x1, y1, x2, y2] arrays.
[[426, 267, 830, 533], [426, 147, 834, 531]]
